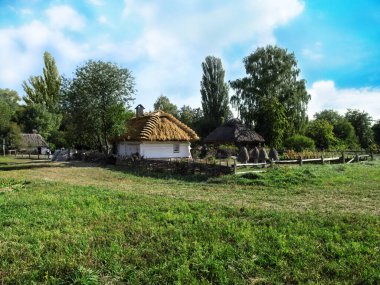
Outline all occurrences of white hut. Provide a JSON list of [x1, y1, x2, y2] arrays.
[[116, 105, 199, 159]]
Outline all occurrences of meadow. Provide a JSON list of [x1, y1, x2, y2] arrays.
[[0, 157, 379, 284]]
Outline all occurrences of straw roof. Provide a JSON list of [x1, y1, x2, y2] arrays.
[[204, 118, 264, 144], [118, 111, 199, 142], [21, 133, 49, 148]]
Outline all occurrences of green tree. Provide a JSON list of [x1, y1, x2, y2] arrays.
[[230, 45, 310, 146], [306, 119, 336, 150], [62, 60, 135, 154], [22, 51, 61, 112], [373, 120, 380, 147], [17, 104, 61, 139], [345, 109, 374, 148], [314, 109, 358, 148], [0, 89, 20, 137], [178, 105, 203, 129], [153, 95, 178, 117], [200, 56, 231, 126]]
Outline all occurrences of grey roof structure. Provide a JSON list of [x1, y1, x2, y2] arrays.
[[204, 118, 264, 144]]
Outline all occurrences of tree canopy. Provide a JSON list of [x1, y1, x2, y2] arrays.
[[153, 95, 178, 117], [23, 51, 61, 112], [314, 109, 358, 148], [61, 60, 135, 153], [306, 119, 336, 150], [345, 109, 373, 148], [230, 45, 310, 147], [200, 56, 230, 127]]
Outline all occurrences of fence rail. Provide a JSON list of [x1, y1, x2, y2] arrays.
[[233, 152, 373, 174]]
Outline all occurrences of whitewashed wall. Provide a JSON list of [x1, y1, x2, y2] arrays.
[[117, 141, 191, 159], [117, 142, 140, 156]]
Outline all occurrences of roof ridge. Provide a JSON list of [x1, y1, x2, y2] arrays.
[[139, 113, 160, 140]]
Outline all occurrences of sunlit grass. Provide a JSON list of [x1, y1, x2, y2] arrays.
[[0, 156, 379, 283]]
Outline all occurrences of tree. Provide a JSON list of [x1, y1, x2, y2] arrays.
[[230, 45, 310, 146], [62, 60, 135, 153], [372, 120, 380, 147], [314, 109, 358, 148], [23, 51, 61, 112], [178, 105, 203, 129], [0, 89, 20, 137], [345, 109, 374, 148], [306, 119, 336, 150], [17, 104, 61, 139], [200, 56, 231, 126], [153, 95, 178, 117]]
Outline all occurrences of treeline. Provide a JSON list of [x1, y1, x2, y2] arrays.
[[1, 47, 380, 154]]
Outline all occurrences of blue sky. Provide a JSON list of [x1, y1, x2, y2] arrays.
[[1, 0, 379, 120]]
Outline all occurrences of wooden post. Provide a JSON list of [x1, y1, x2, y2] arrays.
[[233, 158, 237, 174], [2, 138, 5, 156], [355, 154, 359, 162], [342, 151, 345, 164], [370, 150, 374, 161], [321, 155, 324, 165], [298, 156, 303, 166]]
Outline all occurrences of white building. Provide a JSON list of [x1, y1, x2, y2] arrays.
[[116, 105, 199, 159]]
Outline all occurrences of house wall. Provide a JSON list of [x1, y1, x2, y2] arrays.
[[117, 141, 191, 159], [117, 142, 140, 156]]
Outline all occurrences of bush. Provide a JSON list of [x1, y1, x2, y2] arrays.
[[284, 135, 315, 152], [217, 144, 238, 158]]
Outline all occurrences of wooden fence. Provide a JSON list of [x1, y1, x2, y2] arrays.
[[233, 151, 373, 174]]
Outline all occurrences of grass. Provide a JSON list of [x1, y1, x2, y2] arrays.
[[0, 156, 379, 284]]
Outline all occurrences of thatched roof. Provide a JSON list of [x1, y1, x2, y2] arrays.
[[118, 111, 199, 142], [204, 118, 264, 144], [21, 133, 49, 148]]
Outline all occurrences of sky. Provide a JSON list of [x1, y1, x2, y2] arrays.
[[1, 0, 379, 120]]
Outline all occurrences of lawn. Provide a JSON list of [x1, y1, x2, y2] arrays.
[[0, 156, 379, 284]]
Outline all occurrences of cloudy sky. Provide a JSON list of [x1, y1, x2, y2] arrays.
[[1, 0, 379, 120]]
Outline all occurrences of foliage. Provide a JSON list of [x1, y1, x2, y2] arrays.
[[153, 95, 178, 117], [61, 60, 135, 153], [178, 105, 203, 129], [200, 56, 231, 127], [372, 120, 380, 147], [17, 104, 61, 139], [22, 51, 61, 112], [0, 89, 20, 135], [0, 158, 379, 284], [306, 119, 336, 150], [230, 45, 310, 147], [345, 109, 374, 148], [217, 144, 239, 158], [314, 109, 358, 148], [284, 134, 315, 152]]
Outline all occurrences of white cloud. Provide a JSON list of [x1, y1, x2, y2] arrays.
[[308, 80, 380, 120], [45, 5, 85, 31], [98, 15, 107, 24], [119, 0, 304, 109]]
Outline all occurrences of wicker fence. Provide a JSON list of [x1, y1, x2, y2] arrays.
[[116, 158, 233, 176]]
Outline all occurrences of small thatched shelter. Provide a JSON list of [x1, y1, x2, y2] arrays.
[[204, 118, 264, 146], [20, 133, 49, 154], [116, 105, 199, 159]]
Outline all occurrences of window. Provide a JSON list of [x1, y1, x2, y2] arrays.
[[173, 143, 180, 153]]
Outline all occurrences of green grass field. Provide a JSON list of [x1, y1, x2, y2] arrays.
[[0, 157, 379, 284]]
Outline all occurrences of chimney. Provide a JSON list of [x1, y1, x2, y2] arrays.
[[135, 104, 145, 117]]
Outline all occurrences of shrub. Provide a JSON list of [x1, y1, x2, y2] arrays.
[[284, 135, 315, 152]]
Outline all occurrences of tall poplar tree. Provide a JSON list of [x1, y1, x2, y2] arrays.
[[23, 51, 61, 112], [200, 56, 231, 128]]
